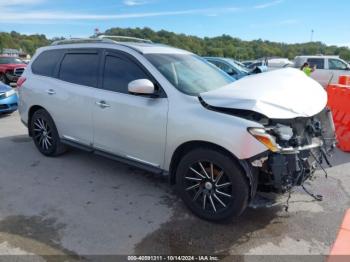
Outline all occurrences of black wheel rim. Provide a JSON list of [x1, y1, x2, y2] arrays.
[[184, 161, 233, 214], [33, 118, 53, 151]]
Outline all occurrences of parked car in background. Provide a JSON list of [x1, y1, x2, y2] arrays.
[[246, 60, 264, 69], [242, 60, 255, 67], [0, 56, 27, 85], [204, 57, 267, 79], [204, 57, 250, 79], [242, 58, 293, 71], [267, 58, 294, 70], [294, 55, 350, 87], [19, 37, 335, 221], [0, 82, 18, 114]]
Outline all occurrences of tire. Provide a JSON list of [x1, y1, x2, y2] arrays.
[[30, 109, 67, 156], [176, 148, 249, 221], [0, 74, 8, 84]]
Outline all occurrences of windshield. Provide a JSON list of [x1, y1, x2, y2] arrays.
[[145, 54, 235, 95], [0, 57, 23, 64]]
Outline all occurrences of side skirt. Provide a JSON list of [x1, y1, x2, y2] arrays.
[[61, 138, 165, 175]]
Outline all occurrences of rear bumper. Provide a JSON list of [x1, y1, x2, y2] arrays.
[[0, 94, 18, 113]]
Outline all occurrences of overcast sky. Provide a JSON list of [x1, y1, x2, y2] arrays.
[[0, 0, 349, 47]]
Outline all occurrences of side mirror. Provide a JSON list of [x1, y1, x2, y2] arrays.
[[128, 79, 155, 95]]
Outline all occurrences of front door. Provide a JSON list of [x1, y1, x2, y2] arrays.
[[92, 51, 168, 168]]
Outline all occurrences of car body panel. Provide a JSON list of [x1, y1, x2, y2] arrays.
[[92, 89, 169, 168], [200, 68, 327, 119], [163, 94, 268, 169], [20, 73, 95, 146]]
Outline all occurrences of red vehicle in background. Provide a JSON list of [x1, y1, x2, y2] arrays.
[[0, 56, 27, 85]]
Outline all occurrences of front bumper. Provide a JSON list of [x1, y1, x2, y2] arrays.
[[0, 94, 18, 113], [5, 73, 19, 83], [250, 137, 328, 193], [277, 137, 323, 154]]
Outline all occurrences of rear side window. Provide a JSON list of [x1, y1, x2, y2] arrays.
[[103, 55, 149, 93], [32, 50, 63, 77], [307, 58, 324, 69], [59, 53, 99, 87]]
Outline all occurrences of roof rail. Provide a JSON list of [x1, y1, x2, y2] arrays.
[[98, 35, 153, 44], [50, 36, 153, 46], [51, 38, 116, 46]]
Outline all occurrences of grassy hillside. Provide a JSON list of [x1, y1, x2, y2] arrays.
[[1, 28, 350, 61]]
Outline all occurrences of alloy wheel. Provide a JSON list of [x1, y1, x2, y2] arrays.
[[184, 161, 233, 213], [33, 118, 53, 151]]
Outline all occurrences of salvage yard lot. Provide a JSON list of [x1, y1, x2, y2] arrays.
[[0, 112, 350, 259]]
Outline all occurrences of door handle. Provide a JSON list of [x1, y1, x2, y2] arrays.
[[47, 89, 56, 95], [96, 100, 111, 109]]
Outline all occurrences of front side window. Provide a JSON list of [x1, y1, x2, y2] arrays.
[[59, 53, 99, 87], [32, 50, 63, 77], [307, 58, 325, 69], [328, 59, 349, 70], [103, 55, 149, 93], [145, 54, 234, 95]]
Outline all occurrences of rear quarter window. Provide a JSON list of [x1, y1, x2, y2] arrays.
[[32, 50, 64, 77]]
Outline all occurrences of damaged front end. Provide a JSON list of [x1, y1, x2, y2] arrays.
[[249, 107, 336, 194], [199, 68, 336, 198]]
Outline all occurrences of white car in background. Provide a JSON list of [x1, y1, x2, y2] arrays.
[[294, 55, 350, 87], [267, 58, 294, 70]]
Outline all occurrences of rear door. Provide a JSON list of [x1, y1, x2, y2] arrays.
[[92, 50, 168, 168], [41, 49, 100, 146], [307, 58, 331, 87]]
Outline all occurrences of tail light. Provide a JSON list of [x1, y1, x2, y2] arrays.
[[17, 77, 26, 88]]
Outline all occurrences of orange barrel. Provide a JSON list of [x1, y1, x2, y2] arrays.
[[339, 75, 350, 86], [327, 84, 350, 152]]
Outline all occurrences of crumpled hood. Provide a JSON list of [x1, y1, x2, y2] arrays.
[[200, 68, 327, 119]]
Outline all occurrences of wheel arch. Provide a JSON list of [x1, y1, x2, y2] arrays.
[[168, 140, 257, 200]]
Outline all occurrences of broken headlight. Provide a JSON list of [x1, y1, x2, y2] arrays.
[[248, 127, 280, 152]]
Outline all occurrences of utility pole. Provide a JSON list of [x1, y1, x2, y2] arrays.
[[310, 29, 314, 42]]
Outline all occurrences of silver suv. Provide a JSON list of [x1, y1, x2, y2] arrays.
[[18, 37, 335, 221]]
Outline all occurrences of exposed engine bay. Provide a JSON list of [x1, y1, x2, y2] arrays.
[[251, 107, 336, 194]]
